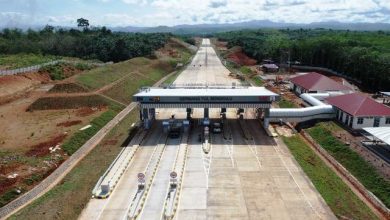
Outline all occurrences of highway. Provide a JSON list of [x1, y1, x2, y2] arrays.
[[80, 39, 336, 220], [174, 38, 239, 85]]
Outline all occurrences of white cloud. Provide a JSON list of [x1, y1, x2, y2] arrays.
[[0, 0, 389, 27], [122, 0, 147, 5]]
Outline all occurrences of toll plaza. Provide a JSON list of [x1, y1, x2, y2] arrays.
[[132, 86, 279, 129]]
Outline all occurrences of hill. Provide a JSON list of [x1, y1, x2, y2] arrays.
[[112, 20, 390, 34]]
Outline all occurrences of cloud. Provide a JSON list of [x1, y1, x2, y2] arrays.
[[0, 0, 390, 27], [209, 0, 227, 8], [122, 0, 147, 5]]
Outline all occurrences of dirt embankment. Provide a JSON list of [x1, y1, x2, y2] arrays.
[[27, 95, 108, 111], [48, 83, 89, 93], [225, 46, 257, 66], [0, 73, 51, 105], [25, 134, 67, 157]]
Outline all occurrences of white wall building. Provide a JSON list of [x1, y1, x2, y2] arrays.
[[326, 93, 390, 130]]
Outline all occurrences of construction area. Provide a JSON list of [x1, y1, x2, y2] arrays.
[[80, 39, 336, 220], [0, 38, 193, 210]]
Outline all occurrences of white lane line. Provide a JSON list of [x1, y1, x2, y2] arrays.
[[271, 142, 323, 219], [246, 138, 262, 169], [224, 121, 235, 168]]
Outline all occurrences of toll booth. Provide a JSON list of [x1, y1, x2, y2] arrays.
[[133, 87, 279, 129]]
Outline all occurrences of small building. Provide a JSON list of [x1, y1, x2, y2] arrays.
[[380, 92, 390, 105], [290, 72, 353, 95], [261, 63, 279, 73], [262, 59, 274, 64], [325, 93, 390, 129]]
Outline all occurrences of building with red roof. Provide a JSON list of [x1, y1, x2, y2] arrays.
[[325, 93, 390, 129], [290, 72, 353, 95]]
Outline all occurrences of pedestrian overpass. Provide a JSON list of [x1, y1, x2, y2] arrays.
[[133, 86, 279, 128]]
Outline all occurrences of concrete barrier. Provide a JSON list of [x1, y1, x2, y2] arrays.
[[92, 129, 148, 198], [127, 135, 168, 220], [163, 133, 189, 219]]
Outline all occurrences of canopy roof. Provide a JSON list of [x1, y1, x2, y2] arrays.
[[380, 92, 390, 97], [363, 127, 390, 145], [133, 87, 279, 109]]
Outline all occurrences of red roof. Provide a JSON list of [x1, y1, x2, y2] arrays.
[[290, 72, 352, 92], [325, 93, 390, 117]]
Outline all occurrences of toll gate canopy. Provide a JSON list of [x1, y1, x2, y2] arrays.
[[133, 87, 279, 109]]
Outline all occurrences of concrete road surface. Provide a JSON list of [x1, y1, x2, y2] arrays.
[[79, 39, 336, 220], [174, 38, 239, 86]]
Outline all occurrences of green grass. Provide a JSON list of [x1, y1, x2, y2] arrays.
[[10, 109, 140, 220], [316, 121, 343, 132], [307, 123, 390, 208], [103, 74, 155, 105], [252, 76, 264, 86], [76, 58, 146, 90], [283, 135, 379, 220], [163, 71, 180, 84], [38, 62, 94, 81], [61, 109, 118, 155], [0, 189, 22, 207], [239, 66, 252, 75], [39, 63, 65, 80], [278, 98, 297, 108], [61, 97, 125, 155], [100, 46, 192, 104], [0, 53, 59, 70]]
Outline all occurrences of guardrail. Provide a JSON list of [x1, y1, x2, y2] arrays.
[[92, 129, 148, 199], [0, 61, 60, 76]]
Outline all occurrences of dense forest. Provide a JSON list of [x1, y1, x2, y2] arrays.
[[0, 25, 170, 63], [215, 29, 390, 91]]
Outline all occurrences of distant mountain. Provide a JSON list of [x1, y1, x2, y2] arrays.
[[112, 20, 390, 34], [3, 20, 389, 33]]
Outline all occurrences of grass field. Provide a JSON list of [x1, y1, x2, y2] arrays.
[[10, 109, 140, 220], [239, 66, 252, 75], [62, 109, 118, 155], [163, 71, 180, 84], [76, 58, 151, 90], [93, 41, 192, 104], [0, 53, 59, 70], [102, 74, 155, 105], [283, 135, 379, 220], [278, 98, 297, 108], [307, 123, 390, 208], [252, 76, 264, 86]]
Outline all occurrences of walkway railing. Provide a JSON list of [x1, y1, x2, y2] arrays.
[[0, 60, 112, 76]]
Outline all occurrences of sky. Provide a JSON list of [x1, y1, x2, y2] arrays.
[[0, 0, 389, 28]]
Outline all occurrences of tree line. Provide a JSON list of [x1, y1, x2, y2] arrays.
[[0, 23, 171, 63], [215, 29, 390, 92]]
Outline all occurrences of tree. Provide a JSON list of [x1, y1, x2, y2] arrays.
[[77, 18, 89, 30]]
